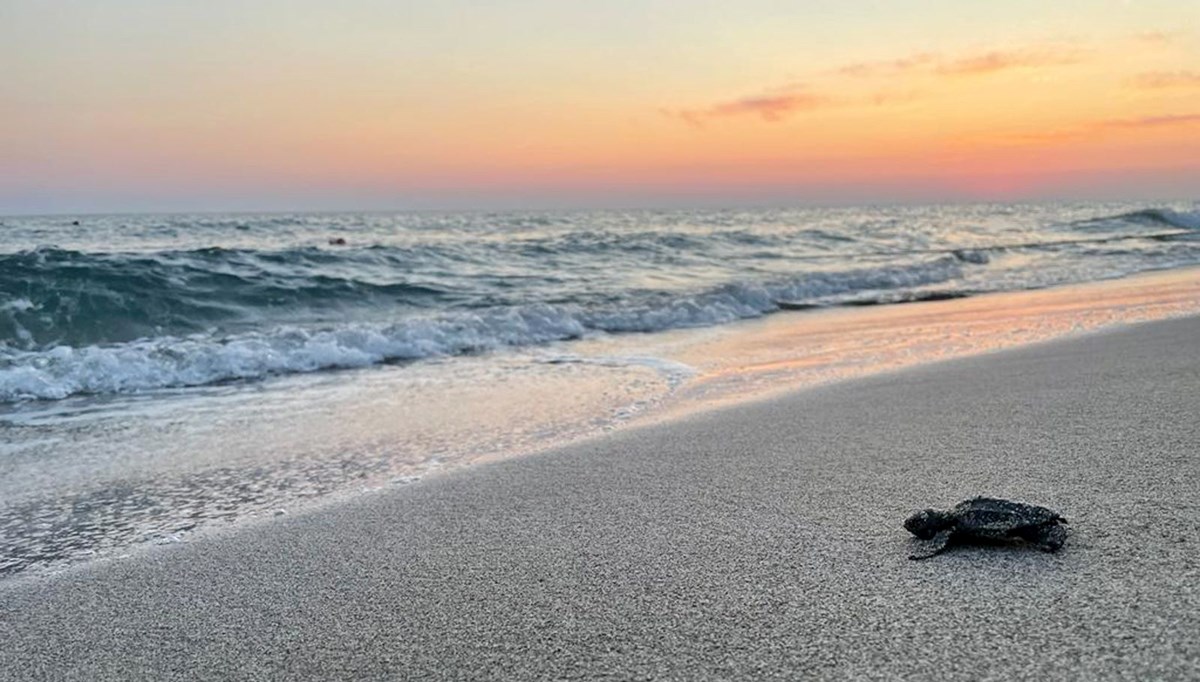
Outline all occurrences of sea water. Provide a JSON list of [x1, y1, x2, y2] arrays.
[[2, 203, 1199, 576]]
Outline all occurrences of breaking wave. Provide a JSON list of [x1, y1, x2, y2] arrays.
[[0, 258, 965, 401], [2, 203, 1199, 402], [0, 257, 964, 401]]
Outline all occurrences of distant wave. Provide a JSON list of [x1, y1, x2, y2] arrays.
[[1072, 208, 1200, 232], [1125, 208, 1200, 230], [0, 257, 965, 401]]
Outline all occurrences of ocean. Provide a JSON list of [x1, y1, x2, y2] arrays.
[[2, 202, 1199, 576], [3, 203, 1199, 402]]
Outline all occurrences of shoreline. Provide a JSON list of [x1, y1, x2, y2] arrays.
[[3, 266, 1200, 581], [594, 264, 1200, 422], [3, 314, 1198, 678]]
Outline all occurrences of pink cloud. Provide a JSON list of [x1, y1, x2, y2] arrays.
[[670, 43, 1086, 128], [672, 91, 828, 126], [935, 48, 1083, 76], [708, 93, 826, 121]]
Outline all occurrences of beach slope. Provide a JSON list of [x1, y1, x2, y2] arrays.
[[3, 317, 1199, 680]]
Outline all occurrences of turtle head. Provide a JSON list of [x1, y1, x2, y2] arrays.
[[904, 509, 953, 539]]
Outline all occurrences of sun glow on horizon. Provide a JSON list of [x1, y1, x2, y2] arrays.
[[2, 1, 1198, 213]]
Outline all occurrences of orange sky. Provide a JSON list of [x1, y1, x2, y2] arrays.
[[2, 1, 1198, 212]]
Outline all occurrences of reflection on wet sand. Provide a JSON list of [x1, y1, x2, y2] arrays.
[[588, 266, 1200, 418]]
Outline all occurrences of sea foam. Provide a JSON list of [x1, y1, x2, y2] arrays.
[[0, 257, 963, 401]]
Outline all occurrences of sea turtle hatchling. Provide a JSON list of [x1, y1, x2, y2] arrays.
[[904, 497, 1068, 560]]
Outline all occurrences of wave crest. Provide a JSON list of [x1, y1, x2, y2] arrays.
[[1076, 208, 1200, 232], [0, 257, 964, 402], [0, 246, 452, 349]]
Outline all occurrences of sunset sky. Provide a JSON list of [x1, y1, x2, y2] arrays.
[[3, 1, 1198, 213]]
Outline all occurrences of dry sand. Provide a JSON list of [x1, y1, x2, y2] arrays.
[[2, 316, 1198, 680]]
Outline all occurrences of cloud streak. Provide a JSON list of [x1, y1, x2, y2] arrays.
[[935, 48, 1083, 76], [835, 47, 1084, 78], [1132, 30, 1177, 45], [1008, 112, 1200, 143], [835, 53, 937, 78], [1100, 113, 1200, 129], [1129, 71, 1200, 89], [672, 91, 828, 126], [671, 42, 1086, 128]]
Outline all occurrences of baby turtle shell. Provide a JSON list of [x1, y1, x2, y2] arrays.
[[904, 497, 1068, 560]]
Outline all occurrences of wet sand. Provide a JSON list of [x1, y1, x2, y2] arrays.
[[3, 316, 1199, 680]]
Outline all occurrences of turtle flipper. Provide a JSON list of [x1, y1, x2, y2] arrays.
[[1026, 523, 1068, 552], [909, 529, 954, 560]]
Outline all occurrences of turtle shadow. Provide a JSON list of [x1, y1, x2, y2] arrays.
[[905, 536, 1074, 564]]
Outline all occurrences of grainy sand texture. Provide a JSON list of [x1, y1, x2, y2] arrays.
[[2, 316, 1198, 680]]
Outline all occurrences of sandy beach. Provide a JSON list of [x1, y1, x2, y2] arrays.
[[3, 314, 1198, 680], [6, 1, 1200, 679]]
